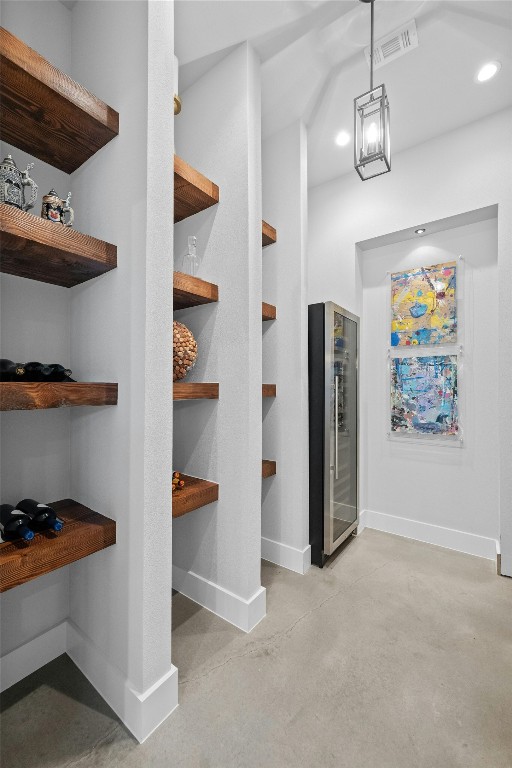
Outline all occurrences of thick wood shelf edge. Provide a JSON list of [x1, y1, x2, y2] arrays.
[[174, 155, 219, 223], [172, 475, 219, 519], [0, 205, 117, 287], [0, 499, 116, 592], [262, 460, 277, 478], [262, 384, 276, 397], [262, 220, 277, 247], [0, 27, 119, 174], [173, 382, 219, 400], [173, 271, 219, 310], [262, 302, 277, 321], [0, 382, 118, 411]]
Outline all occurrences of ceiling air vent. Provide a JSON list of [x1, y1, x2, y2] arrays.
[[364, 19, 418, 70]]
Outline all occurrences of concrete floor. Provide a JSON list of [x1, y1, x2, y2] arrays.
[[1, 529, 511, 768]]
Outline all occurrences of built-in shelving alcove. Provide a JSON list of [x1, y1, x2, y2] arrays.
[[172, 167, 220, 514], [0, 24, 120, 592]]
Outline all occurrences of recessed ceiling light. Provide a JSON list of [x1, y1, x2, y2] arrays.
[[415, 228, 426, 235], [335, 131, 350, 147], [476, 61, 501, 83]]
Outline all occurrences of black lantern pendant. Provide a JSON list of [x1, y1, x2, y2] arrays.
[[354, 0, 391, 180]]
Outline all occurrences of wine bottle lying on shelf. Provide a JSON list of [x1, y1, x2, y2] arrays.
[[0, 504, 35, 543], [0, 359, 25, 381], [16, 499, 64, 533], [0, 359, 75, 382]]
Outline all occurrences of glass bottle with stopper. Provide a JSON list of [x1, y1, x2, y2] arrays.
[[182, 235, 199, 276]]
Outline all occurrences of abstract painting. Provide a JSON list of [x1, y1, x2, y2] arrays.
[[391, 355, 458, 437], [391, 262, 457, 347]]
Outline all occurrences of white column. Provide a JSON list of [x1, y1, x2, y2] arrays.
[[68, 0, 176, 742], [261, 120, 310, 574], [172, 43, 265, 631]]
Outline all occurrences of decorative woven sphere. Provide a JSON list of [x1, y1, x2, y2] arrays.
[[173, 320, 197, 381]]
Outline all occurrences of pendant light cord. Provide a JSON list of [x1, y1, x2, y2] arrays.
[[370, 0, 374, 92]]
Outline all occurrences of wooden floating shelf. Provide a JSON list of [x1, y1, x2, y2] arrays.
[[0, 499, 116, 592], [262, 220, 277, 248], [262, 460, 277, 478], [172, 475, 218, 519], [262, 384, 276, 397], [0, 382, 118, 411], [0, 27, 119, 174], [0, 205, 117, 287], [174, 155, 219, 223], [173, 382, 219, 400], [173, 271, 218, 311], [262, 302, 277, 321]]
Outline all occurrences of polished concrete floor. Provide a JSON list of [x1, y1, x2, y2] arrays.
[[1, 529, 511, 768]]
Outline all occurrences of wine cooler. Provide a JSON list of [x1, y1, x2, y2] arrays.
[[308, 302, 359, 567]]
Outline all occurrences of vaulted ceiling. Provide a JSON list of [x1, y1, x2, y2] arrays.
[[176, 0, 512, 187]]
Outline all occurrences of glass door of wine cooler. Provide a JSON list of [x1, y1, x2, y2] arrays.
[[324, 302, 358, 556]]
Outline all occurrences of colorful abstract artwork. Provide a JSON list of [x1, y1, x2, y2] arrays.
[[391, 262, 457, 347], [391, 355, 458, 437]]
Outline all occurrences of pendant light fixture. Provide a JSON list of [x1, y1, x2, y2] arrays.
[[354, 0, 391, 180]]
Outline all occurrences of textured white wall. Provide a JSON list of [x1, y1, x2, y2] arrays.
[[308, 109, 512, 573], [361, 219, 498, 540], [261, 120, 310, 568], [173, 43, 264, 604], [0, 0, 71, 70], [0, 0, 72, 659], [68, 0, 174, 704]]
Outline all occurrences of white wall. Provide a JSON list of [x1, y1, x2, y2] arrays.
[[308, 109, 512, 571], [0, 0, 72, 663], [261, 120, 310, 573], [361, 219, 499, 555], [172, 43, 265, 630]]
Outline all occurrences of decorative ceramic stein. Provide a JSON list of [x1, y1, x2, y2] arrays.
[[41, 189, 74, 227], [0, 155, 38, 211]]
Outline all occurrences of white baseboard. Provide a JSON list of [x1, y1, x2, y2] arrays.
[[0, 621, 67, 693], [1, 620, 177, 742], [66, 620, 178, 743], [360, 508, 498, 560], [261, 536, 311, 574], [172, 565, 266, 632]]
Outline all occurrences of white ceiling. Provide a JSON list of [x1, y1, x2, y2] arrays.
[[176, 1, 512, 187]]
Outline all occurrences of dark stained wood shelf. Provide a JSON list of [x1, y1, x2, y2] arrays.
[[174, 155, 219, 223], [262, 384, 276, 397], [172, 475, 218, 519], [262, 460, 277, 478], [0, 382, 118, 411], [262, 220, 277, 248], [173, 382, 219, 400], [0, 499, 116, 592], [173, 271, 219, 311], [262, 302, 277, 321], [0, 27, 119, 174], [0, 204, 117, 287]]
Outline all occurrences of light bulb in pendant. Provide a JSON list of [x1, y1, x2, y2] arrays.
[[366, 122, 379, 155]]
